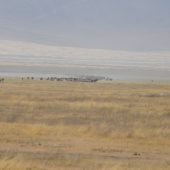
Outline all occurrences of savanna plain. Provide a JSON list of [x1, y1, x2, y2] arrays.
[[0, 78, 170, 170]]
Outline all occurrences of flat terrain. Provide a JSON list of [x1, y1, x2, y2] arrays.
[[0, 79, 170, 169]]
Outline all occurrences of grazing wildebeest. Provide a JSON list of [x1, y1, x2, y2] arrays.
[[91, 79, 98, 82], [50, 77, 55, 81], [56, 78, 62, 81], [21, 77, 24, 80], [40, 77, 43, 80], [0, 78, 4, 83], [31, 77, 34, 80]]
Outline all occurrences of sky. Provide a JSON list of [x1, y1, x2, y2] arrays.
[[0, 0, 170, 51]]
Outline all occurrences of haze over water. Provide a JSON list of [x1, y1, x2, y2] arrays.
[[0, 41, 170, 81]]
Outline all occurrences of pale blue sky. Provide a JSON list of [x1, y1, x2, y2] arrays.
[[0, 0, 170, 51]]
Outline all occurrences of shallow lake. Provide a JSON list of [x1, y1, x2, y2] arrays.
[[0, 55, 170, 81]]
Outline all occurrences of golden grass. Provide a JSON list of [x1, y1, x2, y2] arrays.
[[0, 78, 170, 169]]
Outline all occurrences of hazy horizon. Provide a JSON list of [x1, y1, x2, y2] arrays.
[[0, 1, 170, 80], [0, 40, 170, 81]]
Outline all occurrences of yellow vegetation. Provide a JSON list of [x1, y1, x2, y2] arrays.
[[0, 78, 170, 169]]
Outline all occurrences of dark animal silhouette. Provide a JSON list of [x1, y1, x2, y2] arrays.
[[0, 78, 4, 83]]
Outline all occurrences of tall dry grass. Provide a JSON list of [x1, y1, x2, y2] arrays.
[[0, 78, 170, 169]]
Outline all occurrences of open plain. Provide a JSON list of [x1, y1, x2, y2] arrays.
[[0, 78, 170, 169]]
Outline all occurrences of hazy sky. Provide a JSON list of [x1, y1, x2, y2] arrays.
[[0, 0, 170, 51]]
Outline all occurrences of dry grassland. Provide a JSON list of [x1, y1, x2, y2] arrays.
[[0, 78, 170, 169]]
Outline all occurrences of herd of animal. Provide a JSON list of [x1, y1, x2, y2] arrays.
[[0, 76, 112, 83], [23, 76, 100, 82]]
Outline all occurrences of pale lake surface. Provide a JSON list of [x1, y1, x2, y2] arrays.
[[0, 55, 170, 81]]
